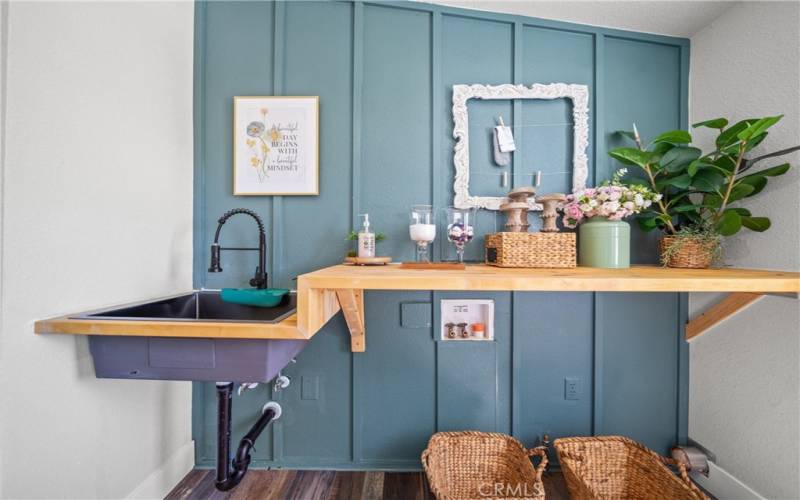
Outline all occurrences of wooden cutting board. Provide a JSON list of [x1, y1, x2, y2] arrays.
[[344, 256, 392, 266]]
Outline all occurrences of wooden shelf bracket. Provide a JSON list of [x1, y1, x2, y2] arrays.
[[335, 289, 365, 352], [685, 292, 764, 340]]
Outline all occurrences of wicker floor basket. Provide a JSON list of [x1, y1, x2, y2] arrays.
[[485, 232, 576, 268], [422, 431, 548, 500], [660, 236, 718, 269], [554, 436, 708, 500]]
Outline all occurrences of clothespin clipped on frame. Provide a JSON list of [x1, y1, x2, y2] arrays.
[[493, 115, 515, 168]]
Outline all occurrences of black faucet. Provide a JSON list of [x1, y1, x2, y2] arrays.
[[208, 208, 268, 289]]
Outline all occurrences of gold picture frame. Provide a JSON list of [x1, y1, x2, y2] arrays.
[[233, 96, 319, 196]]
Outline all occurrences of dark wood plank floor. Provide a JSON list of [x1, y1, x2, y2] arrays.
[[165, 470, 569, 500]]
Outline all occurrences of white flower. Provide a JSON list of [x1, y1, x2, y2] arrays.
[[588, 199, 598, 207], [605, 201, 620, 213], [644, 200, 652, 208], [580, 203, 592, 212], [623, 201, 634, 210], [634, 193, 644, 206]]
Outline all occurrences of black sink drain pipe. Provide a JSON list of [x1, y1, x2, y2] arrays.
[[215, 382, 277, 491]]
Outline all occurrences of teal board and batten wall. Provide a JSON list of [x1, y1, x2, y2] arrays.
[[192, 0, 690, 470]]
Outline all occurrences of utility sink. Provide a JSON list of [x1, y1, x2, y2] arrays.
[[73, 291, 305, 383], [75, 290, 296, 323]]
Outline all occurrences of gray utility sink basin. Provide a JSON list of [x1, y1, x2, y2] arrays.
[[76, 290, 296, 323], [81, 291, 306, 383]]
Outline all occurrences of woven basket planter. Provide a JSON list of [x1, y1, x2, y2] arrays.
[[422, 431, 548, 500], [554, 436, 708, 500], [485, 232, 576, 268], [660, 236, 719, 269]]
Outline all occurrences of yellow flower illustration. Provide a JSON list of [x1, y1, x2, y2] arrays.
[[261, 144, 269, 154], [268, 127, 282, 142], [260, 107, 269, 116], [250, 156, 259, 168], [246, 139, 256, 148]]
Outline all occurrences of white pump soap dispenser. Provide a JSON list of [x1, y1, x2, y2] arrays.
[[357, 214, 376, 258]]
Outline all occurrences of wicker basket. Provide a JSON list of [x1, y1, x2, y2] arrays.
[[485, 232, 576, 268], [554, 436, 708, 500], [421, 431, 548, 500], [660, 236, 718, 269]]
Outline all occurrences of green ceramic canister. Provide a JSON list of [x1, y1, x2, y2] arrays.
[[578, 217, 630, 268]]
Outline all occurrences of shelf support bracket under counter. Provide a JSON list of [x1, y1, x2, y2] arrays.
[[335, 289, 366, 352], [685, 291, 798, 341], [295, 283, 365, 352]]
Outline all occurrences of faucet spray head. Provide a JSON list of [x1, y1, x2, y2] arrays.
[[209, 243, 222, 272]]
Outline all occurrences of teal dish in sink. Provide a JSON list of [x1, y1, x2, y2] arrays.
[[220, 288, 290, 308]]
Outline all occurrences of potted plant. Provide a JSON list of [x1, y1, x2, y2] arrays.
[[608, 116, 795, 268], [562, 169, 661, 268]]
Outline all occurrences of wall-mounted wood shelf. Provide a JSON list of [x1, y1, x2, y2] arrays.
[[297, 264, 800, 351], [37, 265, 798, 349]]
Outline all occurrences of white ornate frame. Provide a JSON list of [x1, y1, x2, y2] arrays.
[[452, 83, 590, 210]]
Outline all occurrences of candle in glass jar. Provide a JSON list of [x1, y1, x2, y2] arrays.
[[410, 223, 436, 242]]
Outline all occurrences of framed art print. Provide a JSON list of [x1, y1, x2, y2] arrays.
[[233, 96, 319, 195]]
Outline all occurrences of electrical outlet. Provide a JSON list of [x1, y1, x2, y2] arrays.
[[565, 377, 580, 400]]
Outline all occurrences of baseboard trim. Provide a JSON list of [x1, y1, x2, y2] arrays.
[[126, 440, 195, 499], [691, 461, 765, 500]]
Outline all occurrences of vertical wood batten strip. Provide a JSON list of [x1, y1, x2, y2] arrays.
[[510, 293, 520, 437], [591, 33, 605, 435], [679, 43, 690, 130], [193, 0, 207, 289], [511, 22, 522, 189], [510, 21, 522, 437], [271, 1, 285, 289], [592, 33, 605, 185], [431, 11, 441, 210], [271, 0, 285, 463], [592, 292, 604, 435], [433, 291, 442, 431], [352, 2, 364, 230], [351, 0, 364, 464], [430, 10, 441, 431]]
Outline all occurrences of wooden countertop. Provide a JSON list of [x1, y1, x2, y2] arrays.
[[35, 312, 307, 340], [297, 264, 800, 293], [36, 265, 799, 345]]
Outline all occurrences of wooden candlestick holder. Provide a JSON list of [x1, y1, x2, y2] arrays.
[[537, 193, 566, 232], [500, 186, 536, 232]]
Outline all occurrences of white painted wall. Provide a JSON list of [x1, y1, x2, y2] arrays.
[[689, 2, 800, 499], [0, 2, 195, 499]]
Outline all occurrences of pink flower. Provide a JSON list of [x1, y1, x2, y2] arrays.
[[607, 211, 625, 220]]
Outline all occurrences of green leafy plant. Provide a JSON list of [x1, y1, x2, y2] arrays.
[[609, 116, 793, 238], [345, 230, 386, 258]]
